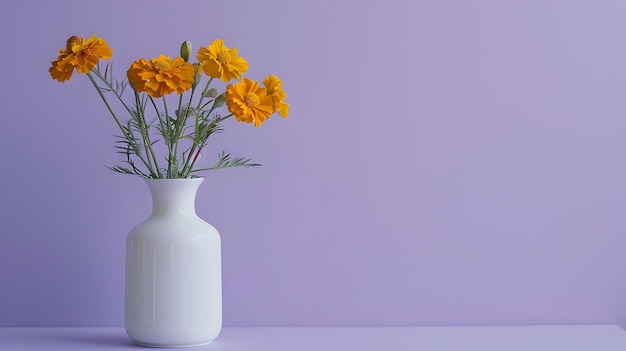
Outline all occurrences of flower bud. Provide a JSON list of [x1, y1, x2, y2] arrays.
[[192, 63, 202, 89], [204, 88, 219, 98], [180, 41, 192, 62], [66, 36, 81, 52], [214, 94, 226, 108]]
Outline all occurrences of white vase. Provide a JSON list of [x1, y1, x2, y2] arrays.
[[124, 178, 222, 348]]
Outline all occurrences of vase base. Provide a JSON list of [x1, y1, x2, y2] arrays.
[[134, 340, 213, 348]]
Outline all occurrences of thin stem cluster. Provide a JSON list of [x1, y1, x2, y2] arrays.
[[87, 63, 260, 178]]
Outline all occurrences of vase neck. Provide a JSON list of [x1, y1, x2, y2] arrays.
[[145, 178, 203, 216]]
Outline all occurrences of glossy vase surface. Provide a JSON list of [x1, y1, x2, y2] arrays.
[[125, 178, 222, 348]]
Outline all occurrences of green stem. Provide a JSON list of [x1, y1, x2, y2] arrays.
[[195, 78, 213, 110], [187, 85, 197, 107], [134, 92, 160, 178], [147, 96, 168, 178], [220, 114, 233, 121], [86, 73, 126, 137], [173, 93, 187, 177], [177, 85, 200, 178], [180, 110, 201, 178], [86, 72, 155, 177], [181, 145, 197, 178], [187, 144, 205, 175], [162, 98, 175, 178], [200, 99, 215, 111], [148, 97, 167, 142], [184, 114, 232, 174], [91, 68, 135, 117]]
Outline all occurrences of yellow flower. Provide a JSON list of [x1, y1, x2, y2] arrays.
[[263, 75, 289, 118], [49, 35, 112, 82], [127, 55, 194, 98], [226, 78, 274, 127], [197, 39, 248, 82]]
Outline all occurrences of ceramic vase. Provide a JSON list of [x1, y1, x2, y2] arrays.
[[124, 178, 222, 347]]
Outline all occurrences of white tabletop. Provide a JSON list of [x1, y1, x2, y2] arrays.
[[2, 325, 626, 350]]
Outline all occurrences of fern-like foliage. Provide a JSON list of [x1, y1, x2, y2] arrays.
[[189, 152, 261, 174], [52, 37, 291, 179], [86, 62, 263, 179]]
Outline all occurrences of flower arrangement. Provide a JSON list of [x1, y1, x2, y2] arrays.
[[49, 35, 289, 178]]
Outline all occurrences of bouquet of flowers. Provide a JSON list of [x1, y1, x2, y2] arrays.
[[49, 35, 289, 178]]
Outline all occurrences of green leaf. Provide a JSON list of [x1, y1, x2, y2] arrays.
[[189, 151, 262, 173]]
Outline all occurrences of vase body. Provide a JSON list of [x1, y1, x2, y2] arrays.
[[125, 178, 222, 348]]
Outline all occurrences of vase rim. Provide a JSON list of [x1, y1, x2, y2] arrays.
[[143, 177, 204, 182]]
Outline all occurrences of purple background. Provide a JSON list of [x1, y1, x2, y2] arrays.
[[1, 0, 626, 327]]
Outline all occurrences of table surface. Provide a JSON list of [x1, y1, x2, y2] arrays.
[[2, 325, 626, 350]]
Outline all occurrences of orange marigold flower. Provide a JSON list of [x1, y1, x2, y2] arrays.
[[226, 78, 274, 127], [49, 35, 112, 82], [197, 39, 248, 82], [263, 74, 290, 118], [127, 55, 194, 98]]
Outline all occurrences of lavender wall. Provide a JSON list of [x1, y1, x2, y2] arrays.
[[1, 0, 625, 327]]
